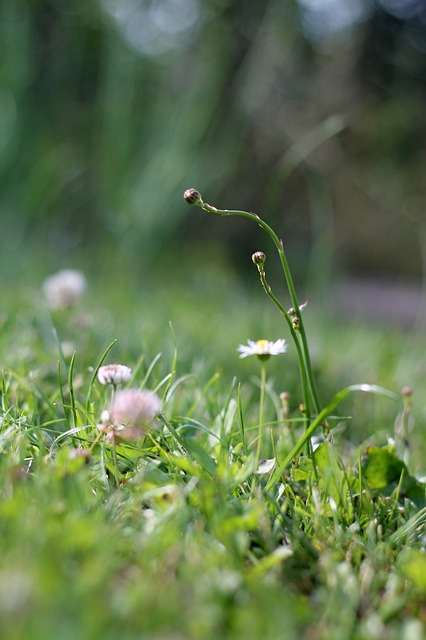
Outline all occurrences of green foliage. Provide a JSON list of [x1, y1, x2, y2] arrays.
[[2, 0, 426, 284], [2, 2, 426, 635], [362, 445, 426, 508], [1, 270, 426, 639]]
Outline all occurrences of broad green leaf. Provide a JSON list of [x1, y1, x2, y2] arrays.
[[362, 446, 426, 507], [362, 446, 406, 489]]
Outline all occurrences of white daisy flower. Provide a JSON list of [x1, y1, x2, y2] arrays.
[[97, 364, 132, 386], [42, 269, 87, 310], [237, 338, 287, 360]]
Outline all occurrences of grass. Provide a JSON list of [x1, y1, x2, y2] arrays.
[[1, 246, 426, 640]]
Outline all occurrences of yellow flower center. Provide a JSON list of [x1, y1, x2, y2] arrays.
[[256, 340, 271, 361], [257, 340, 269, 352]]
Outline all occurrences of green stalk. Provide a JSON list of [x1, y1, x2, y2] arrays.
[[256, 360, 267, 467], [185, 190, 320, 418], [203, 201, 320, 414], [254, 257, 310, 422]]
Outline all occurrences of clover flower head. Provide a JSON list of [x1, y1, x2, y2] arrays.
[[97, 364, 132, 386], [237, 339, 287, 361], [42, 269, 87, 310], [109, 388, 161, 440]]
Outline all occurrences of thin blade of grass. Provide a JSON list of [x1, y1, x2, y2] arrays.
[[140, 352, 162, 389], [163, 321, 178, 401], [186, 372, 220, 418], [85, 339, 118, 410], [238, 383, 249, 456], [57, 360, 70, 430], [68, 351, 78, 431]]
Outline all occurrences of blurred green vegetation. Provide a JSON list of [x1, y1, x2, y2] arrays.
[[1, 0, 426, 424], [2, 6, 426, 636], [1, 0, 426, 285], [1, 0, 425, 448], [1, 255, 426, 639]]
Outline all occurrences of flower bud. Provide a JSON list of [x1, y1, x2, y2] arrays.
[[252, 251, 266, 267], [280, 392, 290, 421], [401, 386, 413, 413], [183, 188, 203, 206], [292, 317, 300, 330]]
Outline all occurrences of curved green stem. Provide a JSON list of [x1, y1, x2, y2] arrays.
[[255, 262, 310, 423], [201, 200, 321, 417]]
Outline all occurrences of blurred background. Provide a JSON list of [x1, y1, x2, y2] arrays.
[[1, 0, 426, 317]]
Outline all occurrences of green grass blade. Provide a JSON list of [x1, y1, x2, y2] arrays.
[[85, 339, 118, 410]]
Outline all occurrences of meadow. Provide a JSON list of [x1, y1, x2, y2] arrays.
[[1, 189, 426, 640]]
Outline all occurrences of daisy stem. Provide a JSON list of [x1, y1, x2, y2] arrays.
[[256, 360, 267, 468], [199, 197, 321, 419]]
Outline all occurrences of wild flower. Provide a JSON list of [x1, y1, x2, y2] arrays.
[[237, 338, 287, 361], [109, 388, 161, 440], [42, 269, 87, 310], [237, 338, 287, 467], [97, 364, 132, 387]]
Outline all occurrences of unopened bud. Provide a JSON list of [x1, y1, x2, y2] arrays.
[[280, 392, 290, 421], [401, 386, 413, 413], [252, 251, 266, 267], [289, 301, 308, 317], [183, 188, 203, 206]]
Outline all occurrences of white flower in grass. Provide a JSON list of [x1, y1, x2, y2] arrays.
[[97, 364, 132, 386], [256, 458, 276, 475], [109, 388, 161, 440], [237, 339, 287, 361], [42, 269, 87, 310]]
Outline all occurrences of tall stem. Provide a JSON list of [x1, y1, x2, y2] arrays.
[[254, 257, 310, 423], [256, 361, 267, 468], [199, 197, 321, 417]]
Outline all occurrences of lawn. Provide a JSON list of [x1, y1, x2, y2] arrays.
[[1, 202, 426, 640], [2, 2, 426, 636]]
